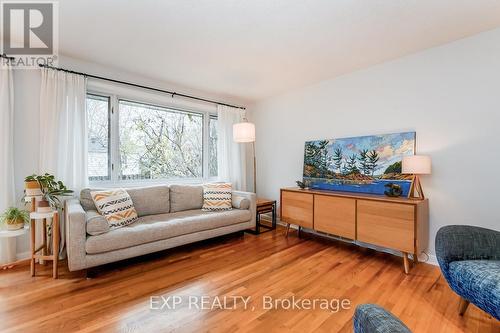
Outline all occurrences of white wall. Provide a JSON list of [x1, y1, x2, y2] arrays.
[[12, 55, 247, 258], [251, 28, 500, 256]]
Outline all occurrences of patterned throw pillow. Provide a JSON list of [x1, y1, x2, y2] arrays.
[[90, 189, 138, 230], [202, 183, 232, 211]]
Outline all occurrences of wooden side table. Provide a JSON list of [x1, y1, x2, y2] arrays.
[[30, 210, 60, 279], [246, 198, 277, 235]]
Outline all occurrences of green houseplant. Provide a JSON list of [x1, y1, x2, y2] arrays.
[[1, 207, 29, 230], [24, 173, 74, 211]]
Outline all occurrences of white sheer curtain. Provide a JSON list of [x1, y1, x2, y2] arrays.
[[39, 67, 87, 256], [39, 67, 88, 191], [216, 105, 247, 191], [0, 63, 15, 214]]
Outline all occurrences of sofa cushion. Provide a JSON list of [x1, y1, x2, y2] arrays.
[[170, 185, 203, 212], [85, 209, 252, 254], [80, 188, 99, 211], [86, 210, 110, 236], [448, 260, 500, 319], [202, 183, 232, 211], [81, 185, 170, 217], [232, 195, 250, 210], [126, 185, 170, 216], [91, 189, 138, 229]]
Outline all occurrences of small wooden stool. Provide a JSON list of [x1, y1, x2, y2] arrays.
[[30, 210, 60, 279]]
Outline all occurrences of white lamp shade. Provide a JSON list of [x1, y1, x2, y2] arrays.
[[233, 122, 256, 143], [402, 155, 431, 174]]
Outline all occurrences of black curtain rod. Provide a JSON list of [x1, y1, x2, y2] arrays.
[[38, 63, 246, 110]]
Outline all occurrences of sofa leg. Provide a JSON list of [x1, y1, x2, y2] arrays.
[[85, 268, 98, 280], [458, 298, 470, 316]]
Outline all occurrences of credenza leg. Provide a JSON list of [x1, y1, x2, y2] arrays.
[[285, 224, 291, 237], [413, 252, 419, 264], [403, 252, 410, 274]]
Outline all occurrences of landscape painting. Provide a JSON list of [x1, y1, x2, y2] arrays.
[[303, 132, 416, 196]]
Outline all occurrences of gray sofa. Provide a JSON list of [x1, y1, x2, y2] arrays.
[[65, 184, 256, 271]]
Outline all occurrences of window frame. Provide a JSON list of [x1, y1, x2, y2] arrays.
[[87, 82, 218, 187], [208, 114, 219, 178], [86, 93, 112, 182]]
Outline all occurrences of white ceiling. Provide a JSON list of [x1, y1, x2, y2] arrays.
[[57, 0, 500, 103]]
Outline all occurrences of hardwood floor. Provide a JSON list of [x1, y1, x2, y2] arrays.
[[1, 227, 498, 333]]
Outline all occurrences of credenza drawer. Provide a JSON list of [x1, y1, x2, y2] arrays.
[[357, 200, 415, 253], [314, 195, 355, 239], [281, 191, 313, 228]]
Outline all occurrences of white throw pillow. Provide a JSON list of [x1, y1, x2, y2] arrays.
[[90, 189, 138, 230], [202, 183, 232, 211]]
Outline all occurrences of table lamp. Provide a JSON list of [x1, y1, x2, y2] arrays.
[[402, 155, 431, 199], [233, 121, 256, 193]]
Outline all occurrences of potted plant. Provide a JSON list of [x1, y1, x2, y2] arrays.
[[24, 175, 42, 196], [1, 207, 29, 230], [24, 173, 74, 212], [40, 179, 73, 211]]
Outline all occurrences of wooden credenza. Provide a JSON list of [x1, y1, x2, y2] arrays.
[[280, 188, 429, 274]]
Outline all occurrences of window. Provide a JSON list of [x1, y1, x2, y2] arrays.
[[209, 116, 218, 178], [87, 94, 110, 181], [119, 100, 203, 180], [86, 94, 218, 183]]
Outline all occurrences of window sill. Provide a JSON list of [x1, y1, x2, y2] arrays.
[[87, 177, 219, 188]]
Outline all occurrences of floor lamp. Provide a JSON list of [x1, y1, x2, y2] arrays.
[[233, 121, 256, 193], [402, 155, 431, 199]]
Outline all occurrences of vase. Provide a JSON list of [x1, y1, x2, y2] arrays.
[[6, 219, 24, 230], [36, 200, 52, 213], [25, 180, 42, 196]]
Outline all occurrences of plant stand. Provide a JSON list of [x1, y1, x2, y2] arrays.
[[30, 209, 60, 279]]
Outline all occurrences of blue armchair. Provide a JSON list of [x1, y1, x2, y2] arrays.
[[353, 304, 411, 333], [435, 225, 500, 319]]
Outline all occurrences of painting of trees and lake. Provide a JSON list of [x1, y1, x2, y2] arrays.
[[303, 132, 416, 196]]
